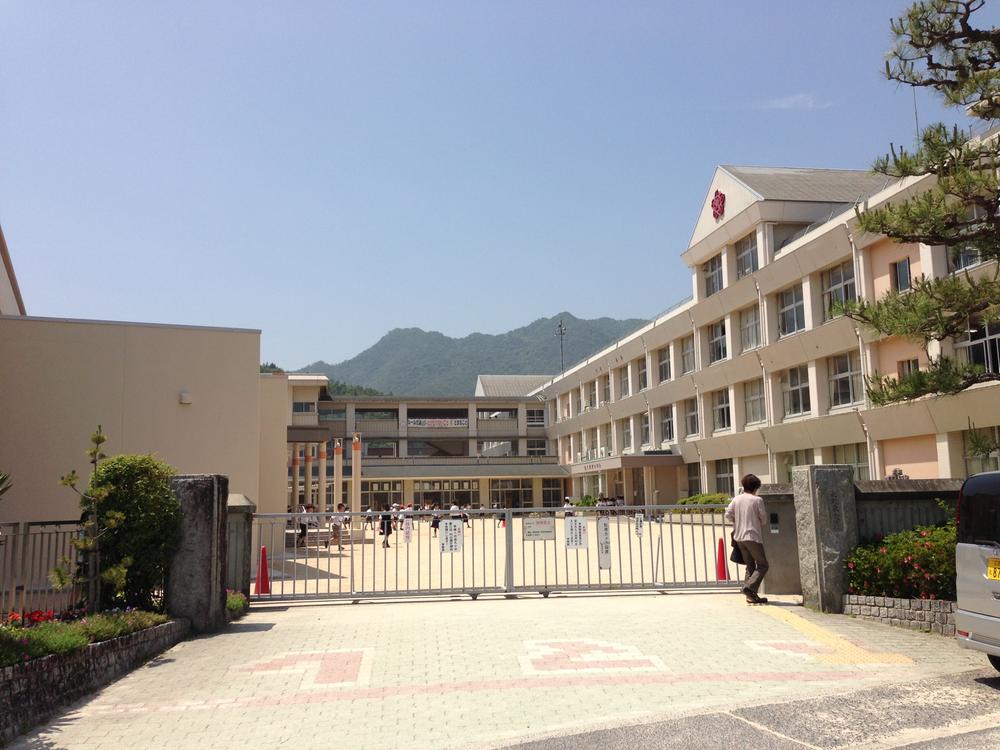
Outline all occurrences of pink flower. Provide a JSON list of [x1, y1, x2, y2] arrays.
[[847, 562, 855, 569]]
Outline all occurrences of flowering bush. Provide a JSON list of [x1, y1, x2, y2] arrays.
[[846, 521, 956, 600], [0, 609, 168, 667], [226, 590, 248, 620]]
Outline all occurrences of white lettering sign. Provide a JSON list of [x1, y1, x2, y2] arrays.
[[407, 418, 470, 428], [439, 519, 463, 553], [634, 512, 644, 538], [402, 516, 413, 543], [523, 517, 556, 541], [597, 517, 612, 569], [564, 516, 588, 550]]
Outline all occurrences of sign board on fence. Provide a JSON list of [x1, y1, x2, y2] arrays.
[[439, 519, 463, 553], [523, 517, 556, 541], [402, 516, 413, 543], [597, 516, 612, 569], [564, 516, 588, 549], [634, 512, 644, 538]]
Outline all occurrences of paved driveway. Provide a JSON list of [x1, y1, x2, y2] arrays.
[[10, 593, 990, 749]]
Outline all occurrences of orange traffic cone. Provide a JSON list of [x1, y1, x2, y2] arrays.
[[716, 538, 729, 581], [255, 546, 271, 595]]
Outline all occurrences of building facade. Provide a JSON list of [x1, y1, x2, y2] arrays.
[[258, 373, 568, 513], [533, 165, 1000, 501]]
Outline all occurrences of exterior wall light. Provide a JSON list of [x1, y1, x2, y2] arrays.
[[179, 390, 193, 405]]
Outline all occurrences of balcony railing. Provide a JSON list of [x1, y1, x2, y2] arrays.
[[359, 455, 559, 466], [476, 418, 518, 436]]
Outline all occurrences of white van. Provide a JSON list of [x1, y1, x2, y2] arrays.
[[955, 471, 1000, 670]]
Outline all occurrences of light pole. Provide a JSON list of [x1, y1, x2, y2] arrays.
[[555, 319, 567, 374]]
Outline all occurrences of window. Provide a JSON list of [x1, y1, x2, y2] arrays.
[[622, 418, 632, 450], [781, 365, 811, 417], [740, 306, 760, 351], [715, 458, 734, 495], [526, 408, 545, 426], [712, 389, 731, 432], [832, 442, 870, 481], [708, 320, 727, 364], [542, 478, 563, 508], [660, 406, 674, 442], [735, 233, 758, 279], [891, 257, 911, 292], [640, 413, 650, 445], [292, 401, 316, 413], [588, 381, 598, 408], [637, 358, 648, 391], [602, 376, 611, 404], [958, 468, 1000, 544], [362, 439, 397, 458], [777, 285, 805, 336], [777, 449, 814, 483], [950, 206, 987, 272], [619, 366, 630, 398], [822, 260, 856, 320], [526, 438, 547, 456], [828, 351, 863, 407], [491, 478, 534, 508], [318, 406, 346, 422], [684, 398, 699, 436], [681, 335, 696, 374], [703, 254, 723, 297], [686, 463, 702, 496], [658, 348, 671, 383], [956, 319, 1000, 375], [963, 426, 1000, 477], [897, 359, 920, 379], [743, 378, 766, 425]]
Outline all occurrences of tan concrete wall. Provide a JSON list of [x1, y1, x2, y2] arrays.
[[879, 434, 939, 480], [257, 374, 291, 514], [0, 317, 260, 522], [741, 453, 771, 484], [869, 239, 921, 299], [875, 337, 926, 378]]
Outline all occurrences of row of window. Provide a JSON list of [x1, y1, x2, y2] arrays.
[[568, 352, 868, 455], [703, 232, 761, 298]]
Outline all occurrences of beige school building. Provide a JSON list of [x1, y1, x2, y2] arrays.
[[2, 156, 999, 522]]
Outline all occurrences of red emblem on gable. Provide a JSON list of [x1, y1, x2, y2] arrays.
[[711, 190, 726, 220]]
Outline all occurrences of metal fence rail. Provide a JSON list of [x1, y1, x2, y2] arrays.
[[250, 505, 742, 602], [0, 520, 82, 616]]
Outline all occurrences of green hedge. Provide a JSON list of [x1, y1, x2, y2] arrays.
[[673, 493, 730, 514], [846, 522, 956, 600]]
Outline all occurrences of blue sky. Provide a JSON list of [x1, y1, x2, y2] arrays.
[[2, 2, 989, 368]]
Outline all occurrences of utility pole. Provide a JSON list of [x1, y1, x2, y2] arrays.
[[555, 319, 567, 374]]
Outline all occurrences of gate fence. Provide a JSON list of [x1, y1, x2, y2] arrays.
[[250, 505, 743, 602], [0, 520, 82, 617]]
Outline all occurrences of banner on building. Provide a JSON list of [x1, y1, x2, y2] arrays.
[[439, 519, 463, 553], [564, 516, 588, 549]]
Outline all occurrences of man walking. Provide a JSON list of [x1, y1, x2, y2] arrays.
[[724, 473, 769, 604]]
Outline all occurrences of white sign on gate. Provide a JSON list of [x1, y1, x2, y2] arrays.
[[523, 517, 556, 541], [402, 516, 413, 543], [564, 516, 588, 549], [597, 517, 612, 569], [634, 512, 644, 538], [439, 519, 463, 553]]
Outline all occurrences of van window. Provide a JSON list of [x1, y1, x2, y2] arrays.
[[959, 477, 1000, 544]]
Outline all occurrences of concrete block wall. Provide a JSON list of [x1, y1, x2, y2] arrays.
[[843, 594, 956, 636]]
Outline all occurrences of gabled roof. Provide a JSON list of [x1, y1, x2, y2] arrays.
[[475, 374, 551, 398], [0, 225, 26, 315], [720, 165, 893, 204]]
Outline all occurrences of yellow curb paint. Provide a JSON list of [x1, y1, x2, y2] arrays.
[[756, 606, 912, 665]]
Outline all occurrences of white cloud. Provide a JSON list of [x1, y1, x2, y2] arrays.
[[754, 93, 833, 111]]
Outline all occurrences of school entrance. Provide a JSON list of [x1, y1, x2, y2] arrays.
[[250, 505, 742, 601]]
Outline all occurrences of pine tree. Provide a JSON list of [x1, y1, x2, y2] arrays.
[[839, 0, 1000, 411]]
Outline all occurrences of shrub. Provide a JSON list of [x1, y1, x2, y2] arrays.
[[89, 454, 181, 610], [673, 493, 730, 514], [846, 521, 956, 600], [226, 590, 248, 619]]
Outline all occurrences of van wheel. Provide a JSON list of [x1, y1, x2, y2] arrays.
[[988, 654, 1000, 673]]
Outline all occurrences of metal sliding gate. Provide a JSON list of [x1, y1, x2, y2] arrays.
[[250, 505, 743, 602]]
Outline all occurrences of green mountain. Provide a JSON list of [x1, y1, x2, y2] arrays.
[[298, 312, 647, 396]]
